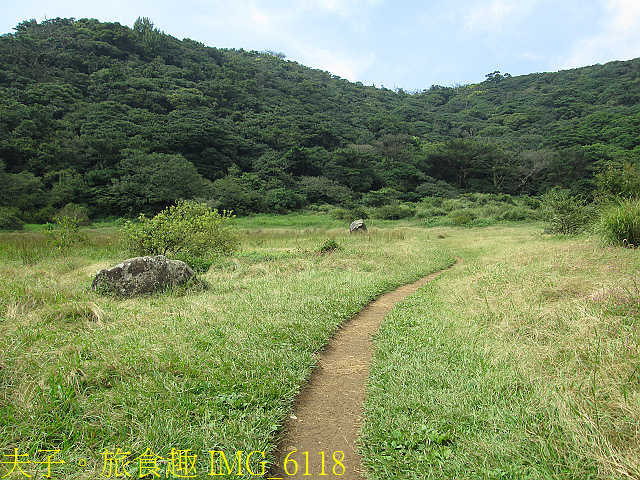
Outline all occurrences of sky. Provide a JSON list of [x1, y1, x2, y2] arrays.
[[2, 0, 640, 91]]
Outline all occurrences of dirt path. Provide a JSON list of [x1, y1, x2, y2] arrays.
[[268, 262, 459, 479]]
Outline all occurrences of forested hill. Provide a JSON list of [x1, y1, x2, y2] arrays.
[[2, 17, 640, 220]]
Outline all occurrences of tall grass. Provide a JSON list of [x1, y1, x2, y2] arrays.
[[0, 223, 455, 479], [361, 225, 640, 479], [597, 198, 640, 248]]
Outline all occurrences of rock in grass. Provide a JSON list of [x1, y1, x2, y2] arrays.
[[350, 219, 367, 233], [92, 255, 195, 297]]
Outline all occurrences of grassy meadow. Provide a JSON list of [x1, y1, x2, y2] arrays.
[[0, 215, 638, 479], [362, 225, 640, 479], [0, 216, 455, 479]]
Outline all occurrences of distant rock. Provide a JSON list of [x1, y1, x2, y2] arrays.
[[350, 219, 367, 233], [92, 255, 195, 297]]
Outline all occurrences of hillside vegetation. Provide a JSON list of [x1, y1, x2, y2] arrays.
[[2, 17, 640, 224]]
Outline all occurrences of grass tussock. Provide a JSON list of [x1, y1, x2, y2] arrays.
[[362, 225, 640, 479], [597, 198, 640, 248]]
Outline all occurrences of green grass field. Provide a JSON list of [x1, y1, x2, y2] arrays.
[[0, 218, 454, 479], [1, 217, 638, 479], [363, 225, 640, 479]]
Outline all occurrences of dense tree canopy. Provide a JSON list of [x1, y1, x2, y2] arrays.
[[2, 16, 640, 221]]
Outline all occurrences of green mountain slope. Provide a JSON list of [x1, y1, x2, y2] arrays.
[[2, 17, 640, 220]]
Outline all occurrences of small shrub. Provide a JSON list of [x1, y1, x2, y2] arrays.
[[479, 204, 502, 218], [541, 187, 594, 234], [331, 208, 351, 220], [349, 207, 369, 220], [375, 204, 416, 220], [447, 210, 474, 225], [120, 200, 239, 262], [45, 216, 89, 254], [420, 197, 444, 208], [319, 239, 340, 254], [415, 179, 459, 198], [415, 206, 447, 219], [597, 198, 640, 247], [57, 203, 91, 226], [441, 197, 469, 211], [307, 203, 333, 213], [500, 206, 534, 221], [173, 252, 217, 274]]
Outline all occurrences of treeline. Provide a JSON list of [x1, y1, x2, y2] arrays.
[[2, 17, 640, 224]]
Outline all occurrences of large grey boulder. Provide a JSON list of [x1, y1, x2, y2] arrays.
[[350, 219, 367, 234], [92, 255, 195, 297]]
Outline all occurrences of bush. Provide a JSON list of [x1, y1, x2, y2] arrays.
[[415, 178, 459, 198], [362, 188, 402, 207], [57, 203, 91, 226], [120, 201, 239, 267], [0, 207, 24, 230], [330, 208, 351, 220], [597, 198, 640, 247], [264, 188, 306, 214], [595, 162, 640, 200], [415, 206, 447, 218], [521, 195, 541, 209], [172, 252, 217, 274], [500, 206, 536, 221], [45, 215, 89, 254], [30, 205, 57, 224], [541, 187, 594, 234], [447, 210, 474, 225], [330, 207, 368, 220], [319, 239, 340, 254], [374, 204, 416, 220]]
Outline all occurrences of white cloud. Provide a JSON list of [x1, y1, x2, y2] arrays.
[[465, 0, 517, 31], [250, 7, 271, 27], [560, 0, 640, 68], [297, 46, 375, 82], [519, 51, 545, 62], [609, 0, 640, 29], [463, 0, 541, 34], [309, 0, 383, 16]]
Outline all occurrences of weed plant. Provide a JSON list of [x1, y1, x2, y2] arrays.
[[0, 222, 454, 479], [362, 225, 640, 479]]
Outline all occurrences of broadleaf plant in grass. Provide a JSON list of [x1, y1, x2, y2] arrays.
[[120, 200, 239, 272]]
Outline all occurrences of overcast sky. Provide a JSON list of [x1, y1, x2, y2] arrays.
[[3, 0, 640, 91]]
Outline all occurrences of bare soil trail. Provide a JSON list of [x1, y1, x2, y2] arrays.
[[268, 261, 460, 480]]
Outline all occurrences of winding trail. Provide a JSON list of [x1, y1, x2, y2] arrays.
[[268, 261, 460, 479]]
